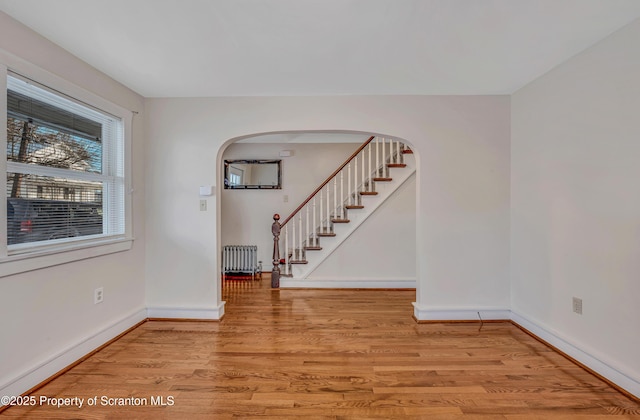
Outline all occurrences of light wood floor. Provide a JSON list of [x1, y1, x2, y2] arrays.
[[3, 275, 639, 419]]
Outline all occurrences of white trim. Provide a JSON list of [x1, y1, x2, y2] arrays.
[[0, 308, 146, 402], [7, 161, 116, 183], [411, 305, 639, 398], [511, 310, 640, 399], [281, 277, 416, 289], [0, 238, 133, 277], [1, 52, 134, 275], [146, 302, 226, 320], [0, 49, 132, 119], [1, 303, 637, 401], [412, 304, 510, 321], [0, 63, 7, 257]]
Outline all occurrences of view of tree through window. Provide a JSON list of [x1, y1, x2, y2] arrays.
[[6, 75, 124, 248]]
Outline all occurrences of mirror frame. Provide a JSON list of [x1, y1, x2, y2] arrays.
[[224, 159, 282, 189]]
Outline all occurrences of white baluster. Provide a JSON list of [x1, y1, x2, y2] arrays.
[[292, 217, 296, 260], [313, 197, 317, 246], [340, 170, 344, 218], [354, 158, 358, 201], [347, 162, 352, 206], [326, 184, 330, 229], [333, 177, 337, 220], [376, 137, 380, 176], [368, 142, 372, 191], [391, 139, 395, 163], [393, 141, 400, 163], [298, 213, 302, 260], [382, 137, 386, 177], [361, 148, 365, 191], [305, 205, 309, 249], [284, 225, 289, 274], [319, 189, 323, 233]]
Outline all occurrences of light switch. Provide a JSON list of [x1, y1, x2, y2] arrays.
[[200, 199, 207, 211], [199, 185, 214, 196]]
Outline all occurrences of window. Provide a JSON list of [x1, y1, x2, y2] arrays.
[[4, 73, 127, 255], [229, 167, 243, 186]]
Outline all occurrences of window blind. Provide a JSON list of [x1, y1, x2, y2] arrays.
[[6, 74, 125, 249]]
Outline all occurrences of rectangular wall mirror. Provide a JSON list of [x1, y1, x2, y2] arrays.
[[224, 159, 282, 189]]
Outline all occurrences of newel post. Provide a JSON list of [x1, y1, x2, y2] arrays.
[[271, 213, 281, 288]]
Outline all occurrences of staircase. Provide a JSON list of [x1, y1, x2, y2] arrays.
[[271, 136, 415, 288]]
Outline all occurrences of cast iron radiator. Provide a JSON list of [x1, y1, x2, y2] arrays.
[[222, 245, 260, 277]]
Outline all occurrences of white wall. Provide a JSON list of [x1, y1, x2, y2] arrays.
[[512, 20, 640, 395], [221, 141, 361, 266], [0, 14, 146, 396], [144, 95, 511, 319]]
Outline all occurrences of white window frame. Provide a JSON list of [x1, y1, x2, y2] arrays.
[[229, 165, 244, 186], [0, 57, 133, 277]]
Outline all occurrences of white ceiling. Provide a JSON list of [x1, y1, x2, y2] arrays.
[[1, 0, 640, 98]]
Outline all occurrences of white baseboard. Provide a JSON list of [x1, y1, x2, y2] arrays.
[[0, 308, 147, 402], [412, 305, 639, 398], [3, 302, 637, 403], [280, 278, 416, 289], [511, 311, 640, 399], [146, 301, 225, 320], [1, 302, 227, 403], [412, 304, 510, 321]]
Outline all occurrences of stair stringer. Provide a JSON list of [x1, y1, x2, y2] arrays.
[[280, 154, 416, 287]]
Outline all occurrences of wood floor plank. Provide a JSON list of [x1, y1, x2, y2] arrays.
[[2, 275, 638, 418]]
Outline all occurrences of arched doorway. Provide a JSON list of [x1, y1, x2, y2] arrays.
[[217, 131, 418, 304]]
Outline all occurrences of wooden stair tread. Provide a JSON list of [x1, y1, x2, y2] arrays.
[[304, 246, 322, 251], [345, 205, 364, 209], [317, 232, 336, 237], [331, 219, 350, 223], [290, 260, 308, 264], [373, 177, 392, 182], [359, 191, 378, 196], [387, 163, 407, 168]]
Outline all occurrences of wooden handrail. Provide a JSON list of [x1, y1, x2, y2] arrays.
[[280, 136, 375, 228]]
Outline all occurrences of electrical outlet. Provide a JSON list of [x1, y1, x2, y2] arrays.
[[94, 287, 104, 304], [572, 297, 582, 315], [199, 199, 207, 211], [283, 194, 289, 203]]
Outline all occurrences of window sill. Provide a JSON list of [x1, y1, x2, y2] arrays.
[[0, 237, 134, 278]]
